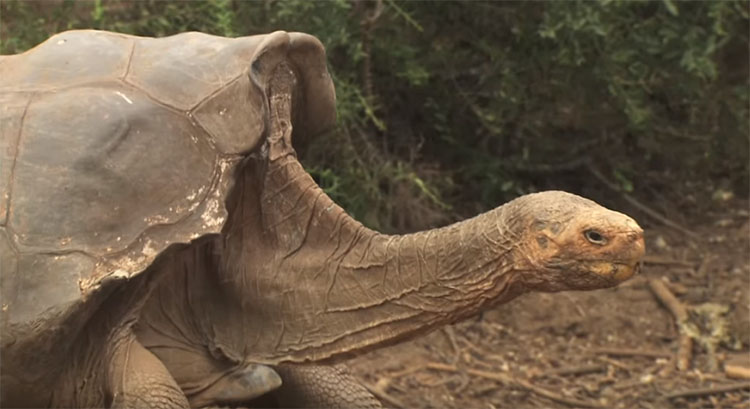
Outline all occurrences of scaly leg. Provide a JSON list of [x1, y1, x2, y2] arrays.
[[272, 364, 382, 409], [109, 335, 189, 409]]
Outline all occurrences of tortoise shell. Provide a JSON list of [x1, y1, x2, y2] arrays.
[[0, 29, 335, 362]]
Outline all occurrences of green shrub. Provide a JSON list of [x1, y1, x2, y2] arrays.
[[2, 0, 747, 231]]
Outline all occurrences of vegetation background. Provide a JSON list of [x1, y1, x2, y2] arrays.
[[2, 0, 747, 233]]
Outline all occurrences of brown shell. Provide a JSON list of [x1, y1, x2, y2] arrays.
[[0, 30, 335, 349]]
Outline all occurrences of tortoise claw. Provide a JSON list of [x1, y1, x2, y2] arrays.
[[188, 363, 282, 407]]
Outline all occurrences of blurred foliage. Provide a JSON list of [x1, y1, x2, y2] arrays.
[[1, 0, 747, 232]]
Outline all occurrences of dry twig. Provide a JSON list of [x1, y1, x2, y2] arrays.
[[642, 256, 696, 268], [465, 368, 608, 409], [457, 336, 508, 366], [647, 278, 689, 321], [421, 362, 607, 408], [359, 0, 383, 102], [647, 278, 693, 371], [441, 326, 461, 364], [611, 378, 652, 391], [665, 382, 750, 399], [591, 347, 671, 359], [725, 365, 750, 380], [664, 280, 689, 296], [597, 356, 634, 372], [675, 334, 694, 372], [694, 255, 713, 278], [386, 364, 425, 379], [363, 378, 407, 409], [535, 364, 607, 378]]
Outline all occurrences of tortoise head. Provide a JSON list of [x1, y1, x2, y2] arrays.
[[509, 191, 645, 292]]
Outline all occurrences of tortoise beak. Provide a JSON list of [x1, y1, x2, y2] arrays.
[[622, 227, 646, 281], [589, 261, 638, 283]]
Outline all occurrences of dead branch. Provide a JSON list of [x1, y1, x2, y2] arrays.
[[421, 362, 607, 408], [441, 326, 461, 364], [647, 278, 693, 371], [591, 347, 672, 359], [465, 368, 608, 409], [386, 364, 426, 379], [597, 357, 633, 372], [642, 255, 696, 268], [424, 362, 459, 372], [676, 334, 694, 372], [694, 255, 713, 278], [359, 0, 383, 102], [663, 280, 689, 296], [647, 278, 688, 322], [364, 378, 407, 409], [684, 371, 728, 382], [457, 336, 508, 365], [726, 365, 750, 380], [535, 364, 607, 378], [611, 378, 653, 391], [586, 164, 700, 240], [664, 382, 750, 399]]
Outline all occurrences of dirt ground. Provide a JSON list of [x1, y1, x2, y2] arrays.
[[347, 198, 750, 409]]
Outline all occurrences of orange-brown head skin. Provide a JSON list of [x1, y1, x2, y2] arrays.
[[505, 191, 645, 292]]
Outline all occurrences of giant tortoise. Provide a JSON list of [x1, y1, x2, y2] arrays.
[[0, 30, 645, 408]]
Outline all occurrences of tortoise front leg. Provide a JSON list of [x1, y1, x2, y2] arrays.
[[109, 335, 189, 409], [271, 364, 382, 409]]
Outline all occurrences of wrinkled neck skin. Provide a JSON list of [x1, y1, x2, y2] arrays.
[[216, 152, 528, 364]]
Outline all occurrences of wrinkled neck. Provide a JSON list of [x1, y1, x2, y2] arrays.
[[221, 154, 526, 364]]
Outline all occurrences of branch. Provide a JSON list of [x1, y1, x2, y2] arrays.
[[359, 0, 383, 102], [363, 378, 406, 409], [465, 368, 608, 409], [420, 363, 607, 408], [665, 382, 750, 399], [535, 364, 607, 378], [647, 278, 688, 322], [647, 278, 693, 371], [726, 365, 750, 380], [642, 255, 695, 268], [591, 347, 671, 359]]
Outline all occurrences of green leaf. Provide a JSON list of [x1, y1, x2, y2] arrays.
[[663, 0, 679, 16], [613, 169, 634, 193]]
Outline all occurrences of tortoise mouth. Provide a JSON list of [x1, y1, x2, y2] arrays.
[[588, 260, 641, 283]]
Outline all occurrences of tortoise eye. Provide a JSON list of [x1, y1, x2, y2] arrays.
[[584, 229, 607, 245]]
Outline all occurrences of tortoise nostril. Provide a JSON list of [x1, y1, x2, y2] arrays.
[[626, 230, 644, 243]]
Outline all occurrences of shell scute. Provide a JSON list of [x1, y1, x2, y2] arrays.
[[0, 30, 133, 91], [8, 85, 217, 256], [126, 31, 266, 110]]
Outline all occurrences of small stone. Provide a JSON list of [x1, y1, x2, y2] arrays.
[[654, 235, 669, 249]]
